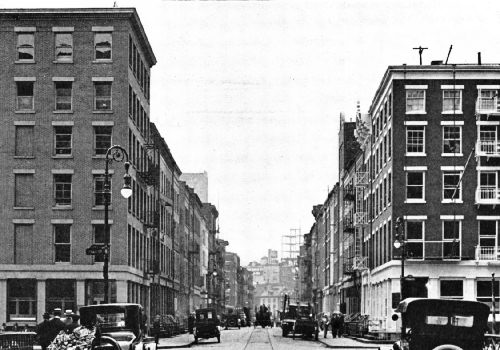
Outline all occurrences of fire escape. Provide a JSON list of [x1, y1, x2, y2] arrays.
[[353, 171, 369, 270]]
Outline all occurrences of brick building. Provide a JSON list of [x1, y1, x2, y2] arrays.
[[303, 63, 500, 337], [0, 8, 157, 326], [0, 8, 227, 329]]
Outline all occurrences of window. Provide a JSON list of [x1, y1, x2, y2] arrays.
[[15, 126, 33, 157], [54, 174, 72, 206], [406, 171, 425, 201], [94, 82, 112, 110], [93, 224, 107, 263], [17, 33, 34, 61], [46, 280, 75, 313], [85, 280, 116, 304], [95, 32, 112, 60], [442, 90, 462, 112], [477, 280, 499, 305], [442, 171, 462, 202], [94, 126, 112, 155], [406, 89, 425, 113], [479, 220, 498, 248], [406, 126, 425, 154], [406, 221, 424, 259], [94, 175, 111, 206], [443, 220, 461, 259], [478, 89, 497, 111], [54, 225, 71, 263], [14, 173, 33, 208], [14, 224, 33, 264], [55, 81, 72, 111], [443, 126, 462, 154], [54, 126, 72, 155], [16, 81, 34, 110], [440, 280, 463, 299], [478, 171, 498, 201], [7, 279, 36, 322], [54, 33, 73, 61]]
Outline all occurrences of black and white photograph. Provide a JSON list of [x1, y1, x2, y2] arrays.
[[0, 0, 500, 349]]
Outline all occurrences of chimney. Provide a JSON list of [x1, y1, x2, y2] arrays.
[[478, 52, 482, 65]]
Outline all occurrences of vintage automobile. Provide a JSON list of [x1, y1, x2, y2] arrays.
[[0, 331, 41, 350], [254, 305, 272, 328], [392, 298, 490, 350], [223, 309, 240, 330], [193, 308, 221, 344], [79, 303, 156, 350], [280, 300, 297, 337], [292, 303, 319, 341]]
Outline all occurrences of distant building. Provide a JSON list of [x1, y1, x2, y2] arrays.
[[180, 172, 209, 203]]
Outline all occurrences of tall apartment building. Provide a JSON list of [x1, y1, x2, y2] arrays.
[[358, 63, 500, 335], [304, 63, 500, 337], [0, 8, 158, 326]]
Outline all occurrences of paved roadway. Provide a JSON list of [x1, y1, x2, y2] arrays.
[[189, 326, 393, 350]]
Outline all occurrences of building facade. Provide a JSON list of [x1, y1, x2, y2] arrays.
[[302, 63, 500, 337]]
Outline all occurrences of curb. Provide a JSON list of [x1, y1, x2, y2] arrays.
[[318, 338, 380, 349], [346, 336, 394, 344], [157, 341, 194, 349]]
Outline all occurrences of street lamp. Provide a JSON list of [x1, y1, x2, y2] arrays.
[[103, 145, 132, 303], [393, 216, 406, 337], [393, 217, 405, 302]]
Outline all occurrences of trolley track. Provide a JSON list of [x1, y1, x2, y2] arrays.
[[242, 326, 275, 350]]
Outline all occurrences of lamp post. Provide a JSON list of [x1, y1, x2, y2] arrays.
[[103, 145, 132, 303], [393, 217, 405, 302], [393, 216, 405, 337]]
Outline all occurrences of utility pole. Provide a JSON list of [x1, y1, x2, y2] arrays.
[[413, 46, 428, 65]]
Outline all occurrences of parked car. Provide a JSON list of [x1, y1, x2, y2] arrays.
[[0, 331, 41, 350], [193, 308, 221, 344], [292, 303, 319, 341], [79, 303, 156, 350], [392, 298, 490, 350]]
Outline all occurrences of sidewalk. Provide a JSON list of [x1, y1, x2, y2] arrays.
[[318, 336, 387, 349], [157, 333, 194, 349]]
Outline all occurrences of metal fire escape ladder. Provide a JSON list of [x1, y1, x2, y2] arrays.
[[353, 173, 368, 271]]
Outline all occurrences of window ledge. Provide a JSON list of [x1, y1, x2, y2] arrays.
[[14, 156, 35, 159], [52, 206, 73, 210], [92, 59, 113, 64], [93, 110, 113, 114], [13, 206, 34, 210], [441, 153, 463, 157], [442, 200, 463, 204], [52, 155, 73, 159], [54, 261, 71, 264], [15, 110, 35, 114], [405, 199, 426, 204], [442, 110, 463, 115], [93, 206, 113, 211], [53, 110, 74, 114], [405, 111, 426, 115], [405, 153, 427, 157], [92, 155, 106, 159], [53, 60, 74, 64], [15, 60, 35, 64]]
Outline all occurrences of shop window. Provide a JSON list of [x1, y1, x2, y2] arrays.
[[8, 279, 37, 321]]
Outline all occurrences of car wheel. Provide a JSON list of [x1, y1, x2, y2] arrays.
[[431, 346, 463, 350]]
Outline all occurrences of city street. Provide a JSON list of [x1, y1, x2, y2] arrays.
[[186, 327, 392, 350]]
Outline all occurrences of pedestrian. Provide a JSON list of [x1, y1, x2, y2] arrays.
[[36, 312, 52, 350], [65, 313, 80, 334], [13, 323, 19, 331], [0, 323, 5, 332], [152, 314, 161, 345], [331, 313, 340, 338], [48, 308, 65, 343], [188, 312, 195, 334]]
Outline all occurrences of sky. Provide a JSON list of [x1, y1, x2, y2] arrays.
[[3, 0, 500, 264]]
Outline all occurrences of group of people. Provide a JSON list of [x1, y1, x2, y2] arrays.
[[321, 312, 345, 338], [35, 308, 80, 350]]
